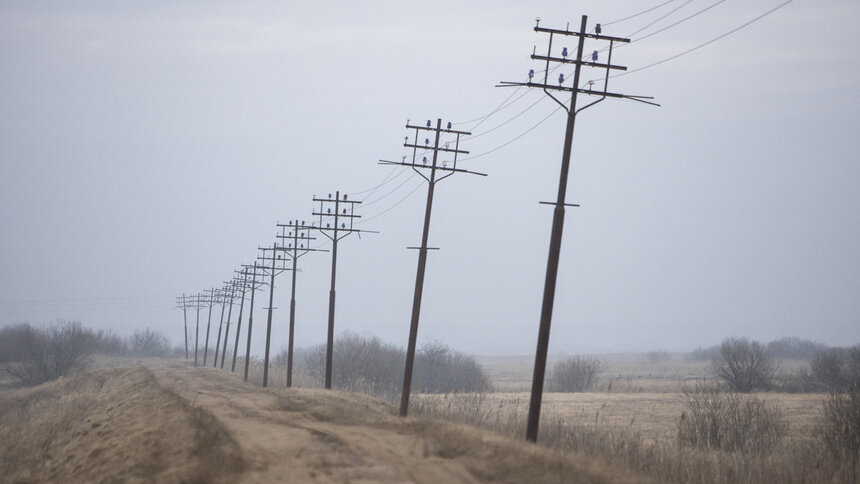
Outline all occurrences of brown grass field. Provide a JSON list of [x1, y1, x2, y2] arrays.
[[1, 354, 856, 483], [0, 359, 651, 484]]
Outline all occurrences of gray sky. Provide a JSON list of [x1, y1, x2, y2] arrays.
[[1, 0, 858, 356]]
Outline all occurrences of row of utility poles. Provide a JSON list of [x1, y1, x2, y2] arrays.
[[174, 17, 652, 443]]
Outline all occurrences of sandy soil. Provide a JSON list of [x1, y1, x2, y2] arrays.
[[1, 363, 651, 484]]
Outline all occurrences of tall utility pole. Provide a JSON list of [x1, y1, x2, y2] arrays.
[[313, 192, 376, 390], [231, 268, 251, 373], [220, 278, 238, 369], [380, 118, 485, 417], [212, 284, 228, 368], [192, 293, 205, 366], [242, 262, 265, 381], [499, 16, 656, 442], [202, 288, 219, 366], [276, 220, 326, 387], [176, 294, 190, 359], [257, 243, 290, 387]]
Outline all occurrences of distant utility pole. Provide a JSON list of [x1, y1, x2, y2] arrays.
[[313, 191, 376, 390], [191, 293, 205, 366], [231, 268, 251, 373], [176, 294, 190, 359], [380, 118, 486, 417], [257, 243, 290, 387], [212, 284, 228, 368], [241, 262, 265, 381], [202, 288, 219, 366], [276, 220, 326, 387], [499, 16, 656, 442], [219, 278, 239, 369]]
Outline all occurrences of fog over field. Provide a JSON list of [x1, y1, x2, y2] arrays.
[[1, 0, 858, 356]]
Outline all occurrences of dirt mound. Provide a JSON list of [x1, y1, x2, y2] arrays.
[[1, 364, 650, 483], [0, 367, 243, 484]]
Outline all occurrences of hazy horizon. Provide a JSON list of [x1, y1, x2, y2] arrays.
[[2, 0, 858, 357]]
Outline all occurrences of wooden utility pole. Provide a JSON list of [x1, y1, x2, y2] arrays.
[[313, 192, 376, 389], [499, 16, 656, 442], [276, 220, 326, 387], [379, 118, 484, 417], [257, 243, 290, 387]]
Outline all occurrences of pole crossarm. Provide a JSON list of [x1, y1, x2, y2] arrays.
[[378, 159, 487, 177], [496, 81, 659, 106], [403, 143, 470, 155], [534, 24, 631, 43], [529, 54, 627, 71], [404, 123, 472, 136], [313, 192, 378, 242]]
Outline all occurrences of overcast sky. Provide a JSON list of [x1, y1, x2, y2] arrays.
[[1, 0, 858, 357]]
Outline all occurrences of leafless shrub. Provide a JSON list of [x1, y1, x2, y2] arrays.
[[299, 333, 490, 398], [90, 329, 127, 355], [549, 356, 604, 392], [819, 388, 860, 461], [413, 340, 492, 393], [710, 338, 777, 392], [677, 382, 786, 454], [765, 337, 827, 360], [810, 345, 860, 392], [1, 321, 94, 385], [128, 328, 171, 357]]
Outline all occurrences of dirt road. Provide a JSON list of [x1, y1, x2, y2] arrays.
[[1, 363, 649, 484]]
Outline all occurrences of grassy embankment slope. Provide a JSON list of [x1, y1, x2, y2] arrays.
[[0, 361, 650, 484]]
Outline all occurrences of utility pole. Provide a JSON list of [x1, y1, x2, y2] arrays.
[[191, 293, 204, 366], [231, 268, 251, 373], [176, 294, 190, 359], [202, 288, 219, 366], [242, 262, 265, 381], [498, 16, 656, 442], [276, 220, 326, 387], [220, 278, 238, 369], [257, 243, 290, 387], [313, 192, 376, 389], [212, 284, 228, 368], [380, 118, 485, 417]]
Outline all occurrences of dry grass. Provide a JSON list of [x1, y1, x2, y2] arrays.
[[0, 366, 243, 484], [411, 389, 855, 484]]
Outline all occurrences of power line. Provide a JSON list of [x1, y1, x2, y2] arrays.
[[626, 0, 726, 46], [625, 0, 695, 38], [614, 0, 795, 79], [458, 103, 565, 162], [601, 0, 678, 27], [466, 92, 545, 141], [354, 178, 425, 225]]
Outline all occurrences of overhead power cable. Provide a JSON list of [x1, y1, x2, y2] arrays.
[[614, 0, 795, 79], [625, 0, 695, 38], [601, 0, 677, 27], [458, 103, 565, 162]]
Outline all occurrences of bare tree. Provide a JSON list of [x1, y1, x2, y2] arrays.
[[810, 345, 860, 391], [2, 321, 93, 385], [128, 328, 171, 357], [710, 338, 777, 392], [549, 356, 604, 392], [678, 382, 787, 453]]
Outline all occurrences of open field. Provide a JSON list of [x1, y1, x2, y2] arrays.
[[2, 354, 856, 483], [476, 354, 813, 393], [0, 361, 651, 484]]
